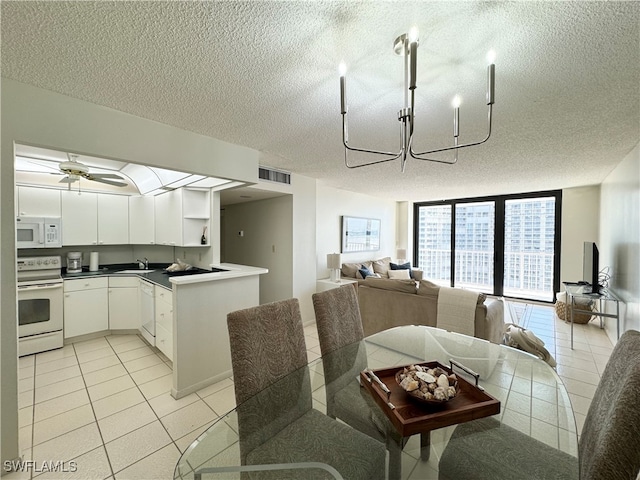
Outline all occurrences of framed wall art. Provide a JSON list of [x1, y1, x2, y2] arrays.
[[341, 216, 381, 253]]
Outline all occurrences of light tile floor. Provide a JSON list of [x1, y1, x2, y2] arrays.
[[8, 302, 613, 480]]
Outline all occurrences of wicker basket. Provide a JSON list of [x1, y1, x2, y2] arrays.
[[555, 292, 594, 324]]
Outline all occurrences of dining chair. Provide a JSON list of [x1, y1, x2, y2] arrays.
[[438, 329, 640, 480], [227, 298, 386, 480], [312, 285, 403, 480]]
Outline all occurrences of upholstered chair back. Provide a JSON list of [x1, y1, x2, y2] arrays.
[[579, 329, 640, 479], [312, 285, 364, 355], [227, 298, 308, 405]]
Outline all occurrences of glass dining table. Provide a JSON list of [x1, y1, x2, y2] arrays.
[[174, 325, 578, 479]]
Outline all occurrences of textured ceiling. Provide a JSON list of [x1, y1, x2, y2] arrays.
[[2, 1, 639, 202]]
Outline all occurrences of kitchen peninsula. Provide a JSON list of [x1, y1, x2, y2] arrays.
[[63, 262, 267, 399], [168, 263, 268, 398]]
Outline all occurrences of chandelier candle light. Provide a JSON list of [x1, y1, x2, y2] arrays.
[[339, 27, 496, 172]]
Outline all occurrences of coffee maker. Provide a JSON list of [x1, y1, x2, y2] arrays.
[[66, 252, 82, 273]]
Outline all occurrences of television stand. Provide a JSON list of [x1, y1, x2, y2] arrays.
[[562, 282, 621, 348]]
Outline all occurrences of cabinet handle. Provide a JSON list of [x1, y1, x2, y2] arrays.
[[92, 241, 97, 245], [99, 241, 104, 245]]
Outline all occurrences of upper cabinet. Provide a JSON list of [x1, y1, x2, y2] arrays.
[[98, 194, 129, 244], [61, 191, 98, 245], [155, 189, 182, 246], [129, 196, 155, 245], [17, 186, 61, 217], [61, 191, 129, 245], [21, 186, 209, 247], [155, 188, 210, 247]]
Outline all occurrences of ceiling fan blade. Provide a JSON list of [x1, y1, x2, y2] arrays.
[[84, 175, 128, 187], [58, 176, 77, 184], [89, 173, 126, 180], [23, 159, 63, 174]]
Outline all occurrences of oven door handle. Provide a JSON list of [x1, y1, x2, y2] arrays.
[[18, 283, 63, 292]]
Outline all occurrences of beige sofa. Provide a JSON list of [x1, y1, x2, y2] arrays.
[[358, 278, 505, 344]]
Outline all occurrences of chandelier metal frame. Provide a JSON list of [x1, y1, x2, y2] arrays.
[[340, 29, 496, 172]]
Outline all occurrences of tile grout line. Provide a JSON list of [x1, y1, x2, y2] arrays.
[[105, 335, 173, 477], [72, 338, 117, 480]]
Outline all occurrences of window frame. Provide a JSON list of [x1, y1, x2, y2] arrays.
[[413, 190, 562, 302]]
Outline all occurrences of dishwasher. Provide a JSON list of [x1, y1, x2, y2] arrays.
[[139, 279, 155, 346]]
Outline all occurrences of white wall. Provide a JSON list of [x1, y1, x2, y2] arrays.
[[316, 184, 397, 277], [599, 143, 640, 340], [560, 186, 600, 283], [291, 175, 317, 325], [1, 80, 259, 466], [223, 195, 293, 305]]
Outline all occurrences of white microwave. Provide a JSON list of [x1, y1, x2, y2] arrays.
[[16, 216, 62, 249]]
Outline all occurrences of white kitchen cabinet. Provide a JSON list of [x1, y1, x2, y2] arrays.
[[61, 191, 98, 246], [17, 186, 62, 217], [154, 285, 173, 361], [129, 196, 155, 245], [154, 189, 181, 246], [64, 277, 109, 338], [98, 194, 129, 244], [108, 276, 140, 330], [155, 188, 210, 247], [62, 191, 129, 246]]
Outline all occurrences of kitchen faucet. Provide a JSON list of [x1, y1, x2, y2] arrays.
[[136, 258, 149, 269]]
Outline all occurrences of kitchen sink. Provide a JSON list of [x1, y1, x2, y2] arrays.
[[116, 269, 156, 274]]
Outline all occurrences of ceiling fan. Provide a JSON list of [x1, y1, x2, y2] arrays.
[[58, 154, 128, 187]]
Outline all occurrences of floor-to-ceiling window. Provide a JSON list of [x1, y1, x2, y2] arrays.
[[414, 190, 561, 302]]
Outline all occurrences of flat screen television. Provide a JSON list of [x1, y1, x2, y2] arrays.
[[582, 241, 600, 294]]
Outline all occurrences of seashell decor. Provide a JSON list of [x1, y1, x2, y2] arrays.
[[397, 364, 458, 402]]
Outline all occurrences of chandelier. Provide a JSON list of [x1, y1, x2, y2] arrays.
[[339, 28, 496, 172]]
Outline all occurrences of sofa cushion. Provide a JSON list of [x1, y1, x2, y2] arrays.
[[341, 262, 360, 278], [412, 269, 424, 281], [363, 278, 417, 294], [388, 269, 411, 280], [372, 257, 392, 278]]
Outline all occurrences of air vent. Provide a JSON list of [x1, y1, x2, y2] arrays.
[[258, 166, 291, 185]]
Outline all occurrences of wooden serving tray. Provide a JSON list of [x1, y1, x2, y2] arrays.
[[360, 361, 500, 437]]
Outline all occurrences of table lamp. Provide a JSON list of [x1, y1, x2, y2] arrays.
[[327, 253, 342, 282], [396, 248, 407, 264]]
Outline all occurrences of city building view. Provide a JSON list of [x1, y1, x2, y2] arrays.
[[416, 197, 556, 301]]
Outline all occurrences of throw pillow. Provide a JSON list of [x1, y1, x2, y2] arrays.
[[372, 257, 392, 278], [363, 278, 417, 294], [358, 265, 375, 278], [388, 269, 411, 280], [355, 261, 375, 279], [390, 261, 414, 278]]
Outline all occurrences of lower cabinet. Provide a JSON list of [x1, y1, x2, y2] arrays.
[[154, 285, 173, 361], [64, 277, 109, 338], [108, 277, 140, 330]]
